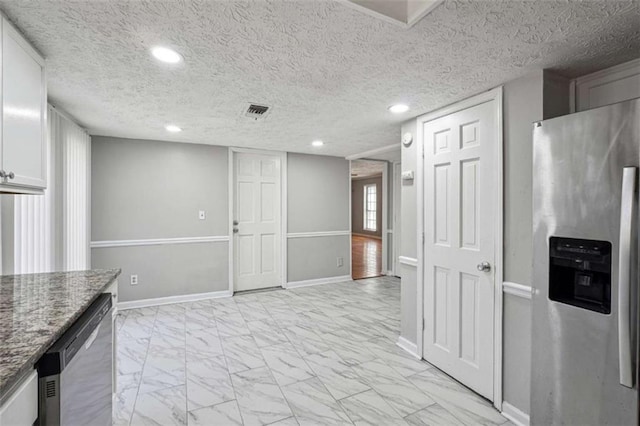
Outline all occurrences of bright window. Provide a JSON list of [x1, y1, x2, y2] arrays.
[[364, 184, 377, 231]]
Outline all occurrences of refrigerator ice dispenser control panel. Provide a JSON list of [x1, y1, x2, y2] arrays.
[[549, 237, 612, 314]]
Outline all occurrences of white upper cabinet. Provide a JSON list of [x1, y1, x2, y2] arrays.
[[0, 16, 46, 194]]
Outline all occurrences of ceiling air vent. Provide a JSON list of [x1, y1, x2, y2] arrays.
[[245, 103, 271, 120]]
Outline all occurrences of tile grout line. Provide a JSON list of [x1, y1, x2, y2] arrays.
[[126, 308, 157, 426]]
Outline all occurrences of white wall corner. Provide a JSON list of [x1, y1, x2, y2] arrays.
[[396, 336, 421, 359], [501, 401, 530, 426]]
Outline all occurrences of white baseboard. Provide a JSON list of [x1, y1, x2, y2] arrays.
[[118, 290, 232, 310], [396, 336, 421, 359], [286, 275, 352, 289], [501, 401, 530, 426]]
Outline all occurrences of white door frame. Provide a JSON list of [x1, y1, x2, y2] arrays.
[[392, 160, 401, 277], [228, 147, 288, 293], [382, 160, 388, 274], [349, 159, 389, 277], [416, 87, 503, 410]]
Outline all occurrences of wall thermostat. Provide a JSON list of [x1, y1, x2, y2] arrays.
[[402, 132, 413, 147]]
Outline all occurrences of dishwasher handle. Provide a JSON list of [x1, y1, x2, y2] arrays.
[[84, 324, 101, 350]]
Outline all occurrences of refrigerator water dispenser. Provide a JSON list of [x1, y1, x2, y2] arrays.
[[549, 237, 612, 314]]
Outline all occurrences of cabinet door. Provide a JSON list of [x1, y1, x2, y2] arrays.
[[1, 18, 46, 189]]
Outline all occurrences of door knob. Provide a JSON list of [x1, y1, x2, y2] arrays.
[[233, 220, 239, 226], [477, 261, 491, 272], [233, 228, 239, 233]]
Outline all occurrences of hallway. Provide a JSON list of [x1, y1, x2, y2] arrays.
[[351, 235, 382, 280]]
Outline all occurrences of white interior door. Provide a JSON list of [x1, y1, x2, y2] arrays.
[[422, 100, 496, 400], [234, 152, 281, 292]]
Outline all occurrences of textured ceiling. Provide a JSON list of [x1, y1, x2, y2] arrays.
[[0, 1, 638, 157], [352, 160, 385, 178], [367, 147, 401, 162]]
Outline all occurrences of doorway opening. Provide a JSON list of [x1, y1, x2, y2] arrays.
[[351, 159, 385, 279]]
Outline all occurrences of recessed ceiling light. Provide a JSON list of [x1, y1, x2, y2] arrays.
[[165, 125, 182, 133], [388, 104, 409, 114], [151, 46, 183, 64], [312, 140, 324, 147]]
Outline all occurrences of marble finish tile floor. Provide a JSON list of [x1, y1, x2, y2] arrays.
[[114, 276, 511, 426]]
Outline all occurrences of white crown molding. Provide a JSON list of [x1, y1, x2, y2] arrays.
[[406, 0, 445, 28], [91, 236, 229, 248], [336, 0, 443, 29], [396, 336, 421, 359], [287, 275, 352, 289], [286, 231, 351, 239], [502, 281, 533, 300], [334, 0, 407, 28], [398, 256, 418, 267], [574, 57, 640, 85], [118, 289, 232, 310], [501, 401, 530, 426], [345, 143, 399, 161]]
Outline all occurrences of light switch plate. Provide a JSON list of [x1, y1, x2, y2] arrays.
[[401, 170, 414, 180]]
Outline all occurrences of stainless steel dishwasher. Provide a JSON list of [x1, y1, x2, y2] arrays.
[[37, 293, 113, 426]]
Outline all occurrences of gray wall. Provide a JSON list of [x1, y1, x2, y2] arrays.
[[93, 141, 353, 297], [351, 175, 383, 237], [92, 243, 229, 300], [287, 153, 350, 233], [503, 71, 542, 286], [92, 137, 228, 240], [400, 119, 418, 342], [501, 71, 544, 415], [91, 136, 229, 302], [287, 153, 351, 282], [398, 70, 570, 415]]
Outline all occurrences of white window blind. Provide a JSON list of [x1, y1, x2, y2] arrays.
[[13, 105, 90, 273]]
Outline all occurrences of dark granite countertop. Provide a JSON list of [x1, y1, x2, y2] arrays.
[[0, 269, 120, 397]]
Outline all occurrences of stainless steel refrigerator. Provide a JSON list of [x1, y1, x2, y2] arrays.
[[531, 98, 639, 425]]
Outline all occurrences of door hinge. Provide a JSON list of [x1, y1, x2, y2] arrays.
[[422, 318, 425, 330], [421, 232, 425, 245]]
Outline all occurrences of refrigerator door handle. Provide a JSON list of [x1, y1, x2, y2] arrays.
[[619, 166, 637, 388]]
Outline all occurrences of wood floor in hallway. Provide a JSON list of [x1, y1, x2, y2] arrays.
[[352, 234, 382, 280]]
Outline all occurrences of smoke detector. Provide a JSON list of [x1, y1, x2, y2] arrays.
[[244, 103, 271, 120]]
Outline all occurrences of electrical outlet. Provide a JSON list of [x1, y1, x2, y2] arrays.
[[337, 257, 344, 267], [130, 274, 138, 286], [199, 210, 206, 220]]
